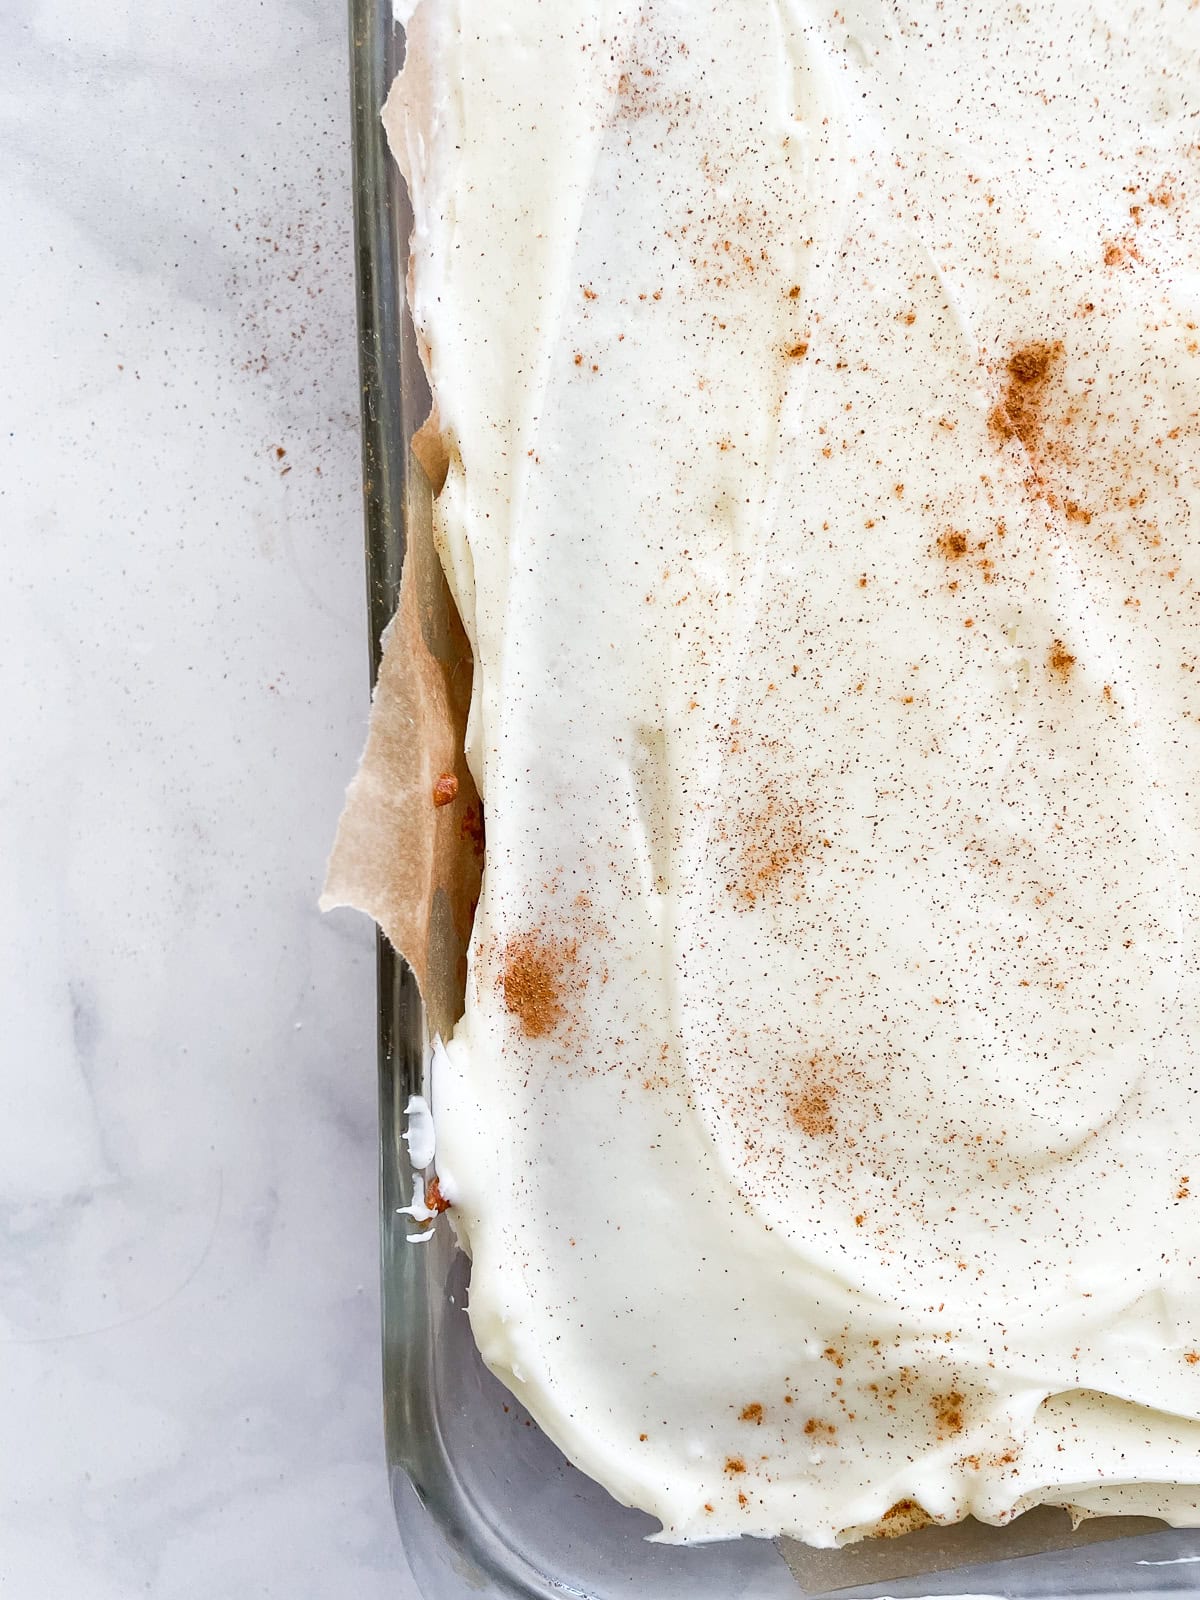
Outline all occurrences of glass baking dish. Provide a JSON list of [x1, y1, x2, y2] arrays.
[[346, 3, 1200, 1594]]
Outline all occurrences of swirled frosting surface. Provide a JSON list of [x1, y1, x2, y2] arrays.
[[387, 0, 1200, 1544]]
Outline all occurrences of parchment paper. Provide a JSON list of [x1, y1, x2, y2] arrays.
[[321, 437, 481, 1042]]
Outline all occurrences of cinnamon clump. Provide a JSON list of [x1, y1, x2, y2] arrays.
[[803, 1418, 837, 1442], [432, 772, 459, 807], [789, 1083, 835, 1136], [933, 1391, 965, 1437], [424, 1176, 451, 1214], [1103, 237, 1140, 267], [500, 932, 577, 1038], [739, 1402, 764, 1424], [989, 339, 1064, 454], [787, 1051, 856, 1137], [937, 529, 968, 560], [724, 1456, 747, 1474], [1048, 640, 1076, 679]]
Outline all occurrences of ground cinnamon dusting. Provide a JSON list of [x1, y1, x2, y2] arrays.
[[500, 931, 577, 1038], [723, 786, 816, 906], [1103, 237, 1140, 267], [988, 339, 1064, 454], [933, 1391, 965, 1437], [789, 1083, 835, 1136], [1048, 640, 1076, 678]]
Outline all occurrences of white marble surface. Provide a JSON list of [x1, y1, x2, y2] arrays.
[[1, 2, 417, 1593]]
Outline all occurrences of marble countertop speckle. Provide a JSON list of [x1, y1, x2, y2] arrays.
[[1, 2, 416, 1594]]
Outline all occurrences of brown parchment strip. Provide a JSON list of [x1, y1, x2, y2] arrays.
[[321, 452, 481, 1042]]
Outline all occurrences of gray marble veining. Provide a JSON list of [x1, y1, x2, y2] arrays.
[[0, 1, 413, 1593]]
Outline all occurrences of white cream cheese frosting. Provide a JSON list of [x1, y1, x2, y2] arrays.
[[386, 0, 1200, 1545]]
